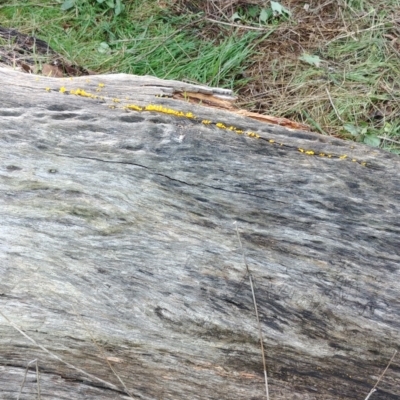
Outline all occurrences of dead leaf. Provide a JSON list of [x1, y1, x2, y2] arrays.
[[42, 64, 64, 78], [20, 62, 33, 73]]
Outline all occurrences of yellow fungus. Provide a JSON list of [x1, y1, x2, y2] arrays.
[[144, 104, 191, 118], [69, 88, 97, 98], [51, 87, 365, 169], [125, 104, 143, 111]]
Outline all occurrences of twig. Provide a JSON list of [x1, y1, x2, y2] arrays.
[[17, 359, 41, 400], [0, 310, 122, 393], [234, 222, 269, 400], [364, 350, 397, 400]]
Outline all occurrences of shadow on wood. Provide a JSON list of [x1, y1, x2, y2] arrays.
[[0, 67, 399, 399]]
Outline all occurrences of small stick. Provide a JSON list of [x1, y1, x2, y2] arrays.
[[234, 222, 270, 399], [364, 350, 397, 400]]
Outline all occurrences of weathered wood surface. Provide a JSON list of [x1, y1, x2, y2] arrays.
[[0, 66, 399, 400]]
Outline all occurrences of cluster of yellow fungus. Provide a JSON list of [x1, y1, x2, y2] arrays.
[[141, 104, 195, 118], [57, 86, 102, 100], [49, 85, 367, 167], [70, 88, 98, 98], [247, 132, 261, 138], [96, 83, 105, 92], [126, 104, 143, 111]]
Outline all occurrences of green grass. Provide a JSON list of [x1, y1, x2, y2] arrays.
[[0, 0, 267, 89], [321, 3, 400, 153], [1, 0, 399, 153], [238, 0, 400, 153]]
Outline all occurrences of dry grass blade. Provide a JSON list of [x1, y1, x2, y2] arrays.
[[0, 310, 122, 393], [17, 359, 40, 400], [73, 307, 136, 400], [325, 87, 344, 123], [205, 17, 270, 31], [378, 136, 400, 145], [364, 350, 398, 400], [234, 222, 269, 400]]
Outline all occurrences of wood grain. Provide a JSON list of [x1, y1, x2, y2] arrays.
[[0, 67, 399, 399]]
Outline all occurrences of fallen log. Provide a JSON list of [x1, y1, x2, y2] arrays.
[[0, 66, 399, 400]]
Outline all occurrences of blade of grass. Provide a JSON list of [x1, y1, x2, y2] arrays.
[[234, 222, 269, 400], [17, 359, 41, 400], [0, 309, 124, 394], [364, 350, 397, 400]]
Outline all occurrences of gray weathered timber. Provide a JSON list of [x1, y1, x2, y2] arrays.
[[0, 67, 399, 400]]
